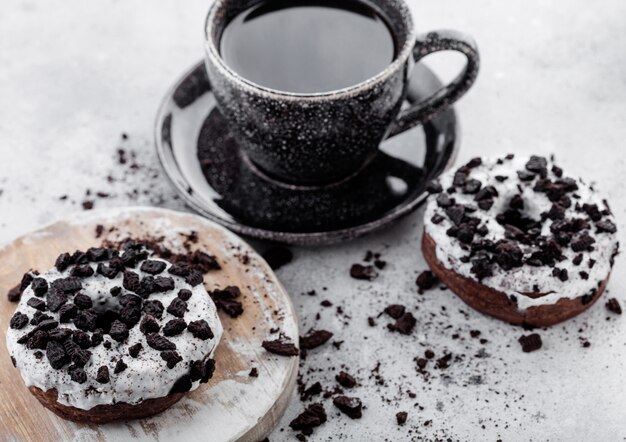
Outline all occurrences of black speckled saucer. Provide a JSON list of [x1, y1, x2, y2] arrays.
[[155, 62, 459, 246]]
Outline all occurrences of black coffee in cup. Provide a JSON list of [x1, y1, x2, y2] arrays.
[[206, 0, 479, 184], [219, 0, 397, 94]]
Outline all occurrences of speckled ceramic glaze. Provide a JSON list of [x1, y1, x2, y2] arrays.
[[155, 62, 458, 245], [204, 0, 479, 185]]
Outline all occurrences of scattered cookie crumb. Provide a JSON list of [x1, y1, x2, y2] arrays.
[[606, 298, 622, 315], [350, 264, 378, 281], [396, 411, 408, 425], [518, 333, 542, 353]]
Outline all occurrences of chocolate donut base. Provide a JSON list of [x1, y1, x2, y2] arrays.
[[422, 232, 608, 327], [29, 385, 184, 423]]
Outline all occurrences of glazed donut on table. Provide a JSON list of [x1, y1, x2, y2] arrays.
[[6, 242, 222, 423], [422, 154, 619, 326]]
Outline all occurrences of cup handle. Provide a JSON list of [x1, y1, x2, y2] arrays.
[[386, 30, 480, 138]]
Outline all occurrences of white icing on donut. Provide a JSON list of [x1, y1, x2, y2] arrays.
[[6, 251, 223, 410], [424, 155, 618, 311]]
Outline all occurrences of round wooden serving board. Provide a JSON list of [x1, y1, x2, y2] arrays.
[[0, 207, 300, 442]]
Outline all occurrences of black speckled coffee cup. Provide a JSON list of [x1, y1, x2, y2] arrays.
[[205, 0, 479, 185]]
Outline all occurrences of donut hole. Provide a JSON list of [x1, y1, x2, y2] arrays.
[[496, 207, 539, 230], [89, 293, 140, 334], [495, 204, 543, 239], [95, 309, 123, 334]]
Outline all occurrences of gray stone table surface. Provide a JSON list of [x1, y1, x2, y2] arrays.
[[1, 0, 625, 441]]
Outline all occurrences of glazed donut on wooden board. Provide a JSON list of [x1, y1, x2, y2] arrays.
[[6, 243, 222, 423]]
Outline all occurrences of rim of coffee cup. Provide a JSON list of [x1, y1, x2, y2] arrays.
[[204, 0, 417, 100]]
